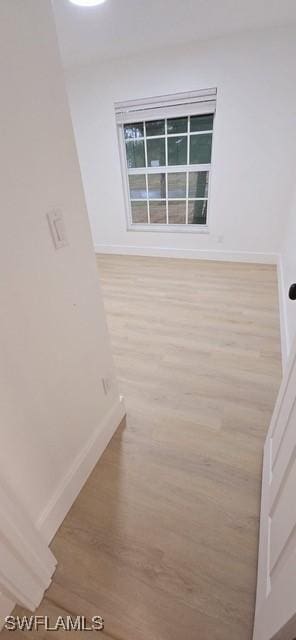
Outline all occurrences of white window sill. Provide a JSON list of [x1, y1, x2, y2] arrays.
[[127, 224, 209, 234]]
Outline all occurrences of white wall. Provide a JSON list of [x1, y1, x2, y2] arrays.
[[278, 184, 296, 363], [0, 0, 122, 554], [66, 27, 296, 263]]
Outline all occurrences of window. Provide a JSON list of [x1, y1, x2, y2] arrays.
[[115, 89, 216, 231]]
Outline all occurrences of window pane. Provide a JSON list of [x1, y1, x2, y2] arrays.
[[149, 201, 167, 223], [131, 201, 148, 224], [147, 138, 165, 167], [168, 136, 187, 165], [145, 120, 165, 136], [167, 172, 186, 198], [190, 114, 213, 132], [167, 117, 187, 134], [126, 140, 145, 168], [168, 201, 186, 224], [124, 122, 144, 139], [188, 200, 207, 224], [148, 173, 166, 199], [188, 171, 209, 198], [129, 174, 147, 199], [190, 133, 212, 164]]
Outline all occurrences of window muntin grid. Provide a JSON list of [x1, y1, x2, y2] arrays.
[[124, 114, 213, 227]]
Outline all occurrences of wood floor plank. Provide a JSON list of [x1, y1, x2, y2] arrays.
[[2, 255, 281, 639]]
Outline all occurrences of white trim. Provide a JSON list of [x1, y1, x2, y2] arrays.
[[0, 475, 57, 627], [130, 198, 208, 202], [37, 397, 126, 544], [121, 133, 213, 229], [277, 254, 289, 370], [0, 396, 125, 628], [117, 121, 134, 228], [118, 103, 216, 123], [165, 120, 168, 224], [115, 88, 217, 111], [127, 223, 209, 234], [0, 594, 15, 631], [128, 163, 211, 174], [95, 244, 278, 264], [143, 123, 150, 223], [115, 88, 216, 123]]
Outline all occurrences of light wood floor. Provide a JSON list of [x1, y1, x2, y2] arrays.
[[6, 256, 282, 639]]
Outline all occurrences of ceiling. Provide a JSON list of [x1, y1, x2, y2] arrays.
[[53, 0, 296, 69]]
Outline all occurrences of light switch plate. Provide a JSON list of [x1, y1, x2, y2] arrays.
[[102, 376, 112, 395], [47, 209, 68, 250]]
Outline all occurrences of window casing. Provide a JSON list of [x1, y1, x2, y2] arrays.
[[115, 89, 216, 232]]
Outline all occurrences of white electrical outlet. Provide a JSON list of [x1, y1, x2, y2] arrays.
[[102, 377, 112, 395]]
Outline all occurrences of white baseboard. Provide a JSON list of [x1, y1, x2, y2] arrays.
[[95, 244, 277, 264], [277, 254, 289, 370], [0, 594, 16, 631], [0, 397, 125, 626], [37, 396, 126, 544]]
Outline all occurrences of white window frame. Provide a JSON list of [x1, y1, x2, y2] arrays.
[[115, 89, 216, 234]]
